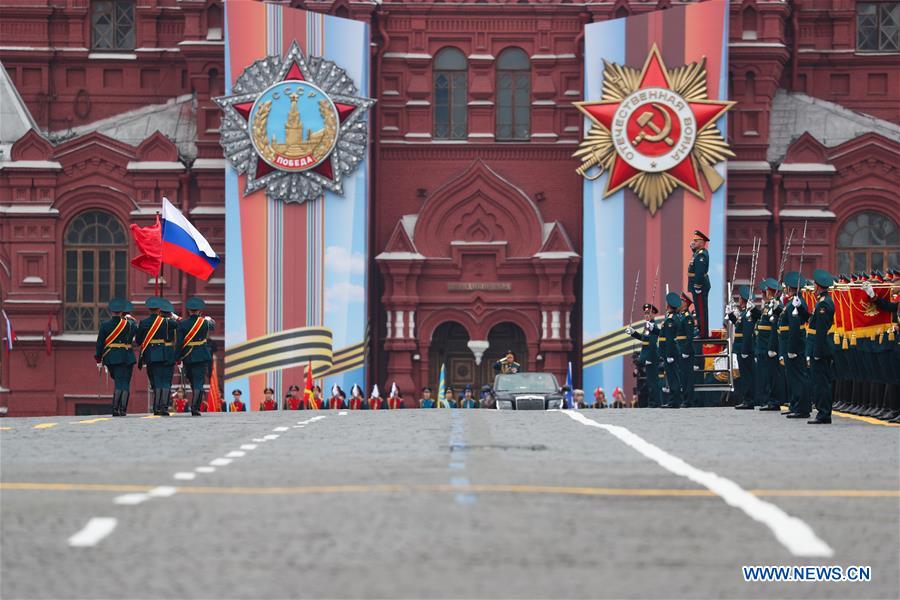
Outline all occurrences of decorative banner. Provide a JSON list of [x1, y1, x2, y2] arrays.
[[221, 3, 370, 409], [578, 1, 730, 394]]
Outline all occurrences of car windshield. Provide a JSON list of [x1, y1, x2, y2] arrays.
[[494, 373, 559, 393]]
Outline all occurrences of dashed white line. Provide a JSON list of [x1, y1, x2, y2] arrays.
[[225, 450, 246, 458], [559, 410, 834, 557], [195, 466, 215, 473], [252, 438, 267, 443], [273, 426, 289, 432], [68, 518, 117, 547], [174, 472, 196, 480], [113, 493, 149, 506], [210, 458, 233, 466], [240, 444, 258, 450], [263, 434, 279, 440], [148, 486, 177, 498]]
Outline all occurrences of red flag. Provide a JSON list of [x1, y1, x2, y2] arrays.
[[130, 215, 163, 276], [208, 360, 222, 412], [304, 362, 317, 409], [42, 314, 53, 355]]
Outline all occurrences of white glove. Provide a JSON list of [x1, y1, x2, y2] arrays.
[[814, 356, 821, 361], [787, 352, 797, 359], [863, 282, 875, 298], [645, 321, 654, 330], [645, 360, 652, 366], [732, 308, 741, 318], [96, 362, 102, 370], [740, 354, 748, 359], [792, 296, 801, 307], [767, 350, 776, 358], [681, 353, 689, 359], [666, 357, 674, 364], [806, 357, 811, 367], [625, 327, 634, 335]]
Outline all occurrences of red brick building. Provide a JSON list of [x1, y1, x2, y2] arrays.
[[2, 0, 898, 415]]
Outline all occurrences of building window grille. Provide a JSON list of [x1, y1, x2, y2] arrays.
[[836, 210, 899, 274], [857, 3, 900, 51], [92, 0, 136, 50], [433, 48, 468, 140], [496, 48, 531, 141]]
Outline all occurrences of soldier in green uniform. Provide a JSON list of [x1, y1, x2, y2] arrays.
[[158, 298, 179, 415], [779, 272, 811, 419], [807, 269, 836, 424], [754, 278, 781, 411], [687, 230, 711, 338], [136, 297, 178, 416], [728, 285, 759, 409], [626, 303, 661, 408], [177, 296, 215, 417], [678, 292, 697, 408], [660, 293, 684, 409], [94, 297, 137, 417]]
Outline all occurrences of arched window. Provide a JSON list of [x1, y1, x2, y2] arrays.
[[206, 3, 223, 41], [496, 48, 530, 141], [836, 210, 899, 274], [64, 210, 128, 332], [742, 6, 758, 40], [433, 48, 468, 140]]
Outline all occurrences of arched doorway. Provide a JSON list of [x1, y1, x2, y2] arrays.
[[483, 322, 528, 386], [429, 322, 472, 392]]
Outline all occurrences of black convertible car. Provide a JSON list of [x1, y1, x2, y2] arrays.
[[492, 372, 565, 410]]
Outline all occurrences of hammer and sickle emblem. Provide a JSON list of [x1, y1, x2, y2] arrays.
[[632, 103, 675, 147]]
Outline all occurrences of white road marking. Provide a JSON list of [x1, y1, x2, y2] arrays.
[[210, 458, 232, 466], [173, 472, 196, 480], [149, 486, 177, 498], [68, 518, 117, 547], [225, 450, 246, 458], [113, 493, 149, 505], [559, 410, 834, 557], [252, 438, 267, 443], [273, 426, 289, 432], [240, 444, 257, 450], [195, 466, 215, 473], [263, 434, 279, 440], [339, 411, 348, 416]]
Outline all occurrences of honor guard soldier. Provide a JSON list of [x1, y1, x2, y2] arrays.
[[441, 386, 458, 408], [387, 383, 403, 409], [807, 269, 836, 424], [136, 297, 177, 416], [779, 272, 811, 419], [348, 384, 365, 410], [626, 303, 661, 408], [368, 384, 384, 410], [460, 385, 479, 409], [420, 387, 436, 408], [752, 278, 780, 411], [329, 384, 346, 409], [229, 389, 246, 412], [261, 388, 277, 411], [679, 292, 697, 408], [177, 296, 215, 416], [660, 293, 684, 408], [493, 350, 521, 374], [95, 298, 137, 416], [729, 285, 760, 409], [158, 298, 179, 415], [688, 230, 711, 338]]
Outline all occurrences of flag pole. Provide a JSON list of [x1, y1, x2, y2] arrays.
[[155, 211, 162, 298]]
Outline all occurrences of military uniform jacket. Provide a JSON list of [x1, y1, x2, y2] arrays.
[[95, 316, 137, 366], [628, 321, 659, 364], [754, 301, 778, 355], [806, 292, 835, 359], [768, 301, 784, 355], [687, 248, 710, 294], [659, 313, 681, 360], [678, 312, 696, 356], [136, 314, 177, 366], [777, 297, 809, 357], [177, 315, 214, 364], [728, 306, 760, 356]]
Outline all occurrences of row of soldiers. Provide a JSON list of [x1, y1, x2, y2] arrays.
[[727, 268, 899, 423], [94, 296, 215, 417]]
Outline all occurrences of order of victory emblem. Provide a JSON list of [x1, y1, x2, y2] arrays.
[[574, 44, 735, 215], [215, 42, 374, 203]]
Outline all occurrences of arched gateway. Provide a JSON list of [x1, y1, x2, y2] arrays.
[[376, 160, 580, 395]]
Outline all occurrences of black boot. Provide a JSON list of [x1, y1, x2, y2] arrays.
[[111, 390, 122, 417], [119, 391, 129, 416], [159, 389, 171, 416], [191, 389, 203, 416]]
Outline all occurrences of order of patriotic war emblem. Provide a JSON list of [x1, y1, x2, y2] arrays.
[[574, 44, 734, 214], [215, 42, 374, 203]]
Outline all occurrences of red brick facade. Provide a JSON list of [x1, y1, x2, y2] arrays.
[[2, 0, 897, 415]]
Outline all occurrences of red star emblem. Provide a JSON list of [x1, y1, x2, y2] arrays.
[[575, 44, 733, 199], [229, 62, 359, 183]]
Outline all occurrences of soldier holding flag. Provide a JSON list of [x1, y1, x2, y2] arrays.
[[136, 297, 178, 416]]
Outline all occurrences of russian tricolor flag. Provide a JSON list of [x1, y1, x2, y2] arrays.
[[162, 197, 220, 281]]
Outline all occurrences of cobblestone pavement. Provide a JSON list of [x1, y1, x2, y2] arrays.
[[1, 408, 898, 599]]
